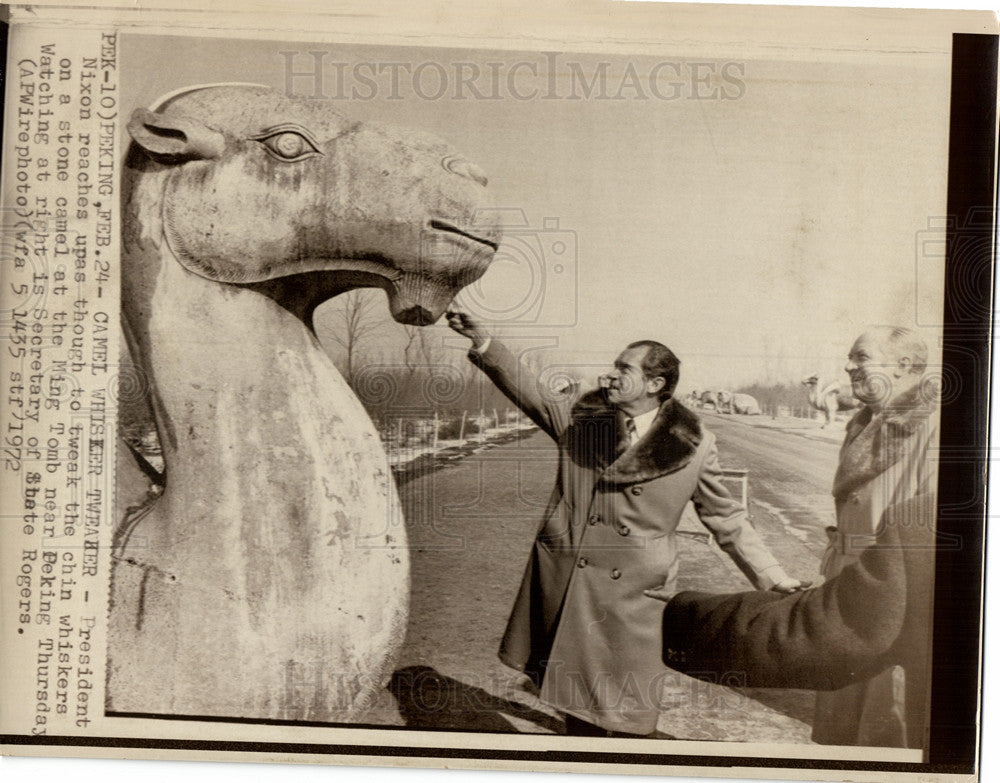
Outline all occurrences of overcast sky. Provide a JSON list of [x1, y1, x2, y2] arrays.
[[124, 35, 950, 393]]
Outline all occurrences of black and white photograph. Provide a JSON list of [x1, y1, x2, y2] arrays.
[[0, 2, 995, 782]]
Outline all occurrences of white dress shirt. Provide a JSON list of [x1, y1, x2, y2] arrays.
[[626, 408, 658, 446]]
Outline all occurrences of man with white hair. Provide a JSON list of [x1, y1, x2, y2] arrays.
[[814, 326, 938, 747], [648, 326, 939, 748]]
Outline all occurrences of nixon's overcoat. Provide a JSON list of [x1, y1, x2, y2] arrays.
[[471, 341, 784, 734]]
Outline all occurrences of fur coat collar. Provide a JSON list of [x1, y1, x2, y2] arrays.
[[832, 384, 938, 501], [568, 391, 703, 485]]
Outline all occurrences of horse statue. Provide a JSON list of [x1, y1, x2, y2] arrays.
[[108, 84, 500, 721]]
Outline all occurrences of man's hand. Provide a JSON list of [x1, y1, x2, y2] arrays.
[[446, 310, 491, 349], [643, 584, 677, 603], [644, 576, 811, 605], [770, 577, 812, 594]]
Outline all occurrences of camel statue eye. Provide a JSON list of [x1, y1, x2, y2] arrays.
[[255, 129, 321, 161]]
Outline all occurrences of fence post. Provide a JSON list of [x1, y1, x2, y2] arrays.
[[432, 410, 439, 450], [459, 410, 467, 441]]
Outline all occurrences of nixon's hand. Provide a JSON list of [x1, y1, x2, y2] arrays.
[[446, 310, 490, 348], [771, 577, 813, 594]]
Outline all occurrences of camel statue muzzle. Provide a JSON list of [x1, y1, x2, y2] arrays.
[[109, 85, 500, 721]]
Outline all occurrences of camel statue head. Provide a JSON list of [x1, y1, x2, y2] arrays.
[[110, 85, 502, 721], [123, 84, 500, 327]]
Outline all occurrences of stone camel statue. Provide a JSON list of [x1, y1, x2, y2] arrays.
[[715, 390, 762, 415], [801, 373, 859, 428], [108, 85, 501, 721], [699, 390, 720, 412]]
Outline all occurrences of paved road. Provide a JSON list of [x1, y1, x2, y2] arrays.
[[358, 416, 850, 742], [704, 412, 842, 554]]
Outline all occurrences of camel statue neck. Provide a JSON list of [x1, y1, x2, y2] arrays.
[[136, 249, 317, 469], [121, 168, 351, 493], [114, 237, 408, 719], [808, 380, 821, 408], [126, 237, 393, 542]]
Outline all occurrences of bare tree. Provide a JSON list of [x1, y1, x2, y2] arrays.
[[401, 324, 464, 410], [322, 289, 386, 388], [401, 324, 440, 375], [400, 325, 422, 381]]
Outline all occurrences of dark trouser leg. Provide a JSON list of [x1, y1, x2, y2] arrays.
[[564, 715, 609, 736], [564, 714, 651, 738]]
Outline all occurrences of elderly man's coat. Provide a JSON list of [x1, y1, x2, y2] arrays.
[[812, 387, 939, 747], [470, 341, 786, 735], [660, 492, 936, 749]]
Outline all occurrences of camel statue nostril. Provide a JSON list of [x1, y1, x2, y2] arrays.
[[442, 155, 489, 187], [466, 163, 488, 188]]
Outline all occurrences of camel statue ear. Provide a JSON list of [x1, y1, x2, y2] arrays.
[[127, 108, 225, 162]]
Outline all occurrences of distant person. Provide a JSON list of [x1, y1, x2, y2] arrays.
[[649, 492, 937, 750], [447, 311, 805, 738]]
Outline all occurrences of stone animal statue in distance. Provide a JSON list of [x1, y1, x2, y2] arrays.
[[108, 84, 500, 720], [801, 373, 860, 428]]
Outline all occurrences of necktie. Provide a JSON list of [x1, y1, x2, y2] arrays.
[[626, 418, 638, 446]]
